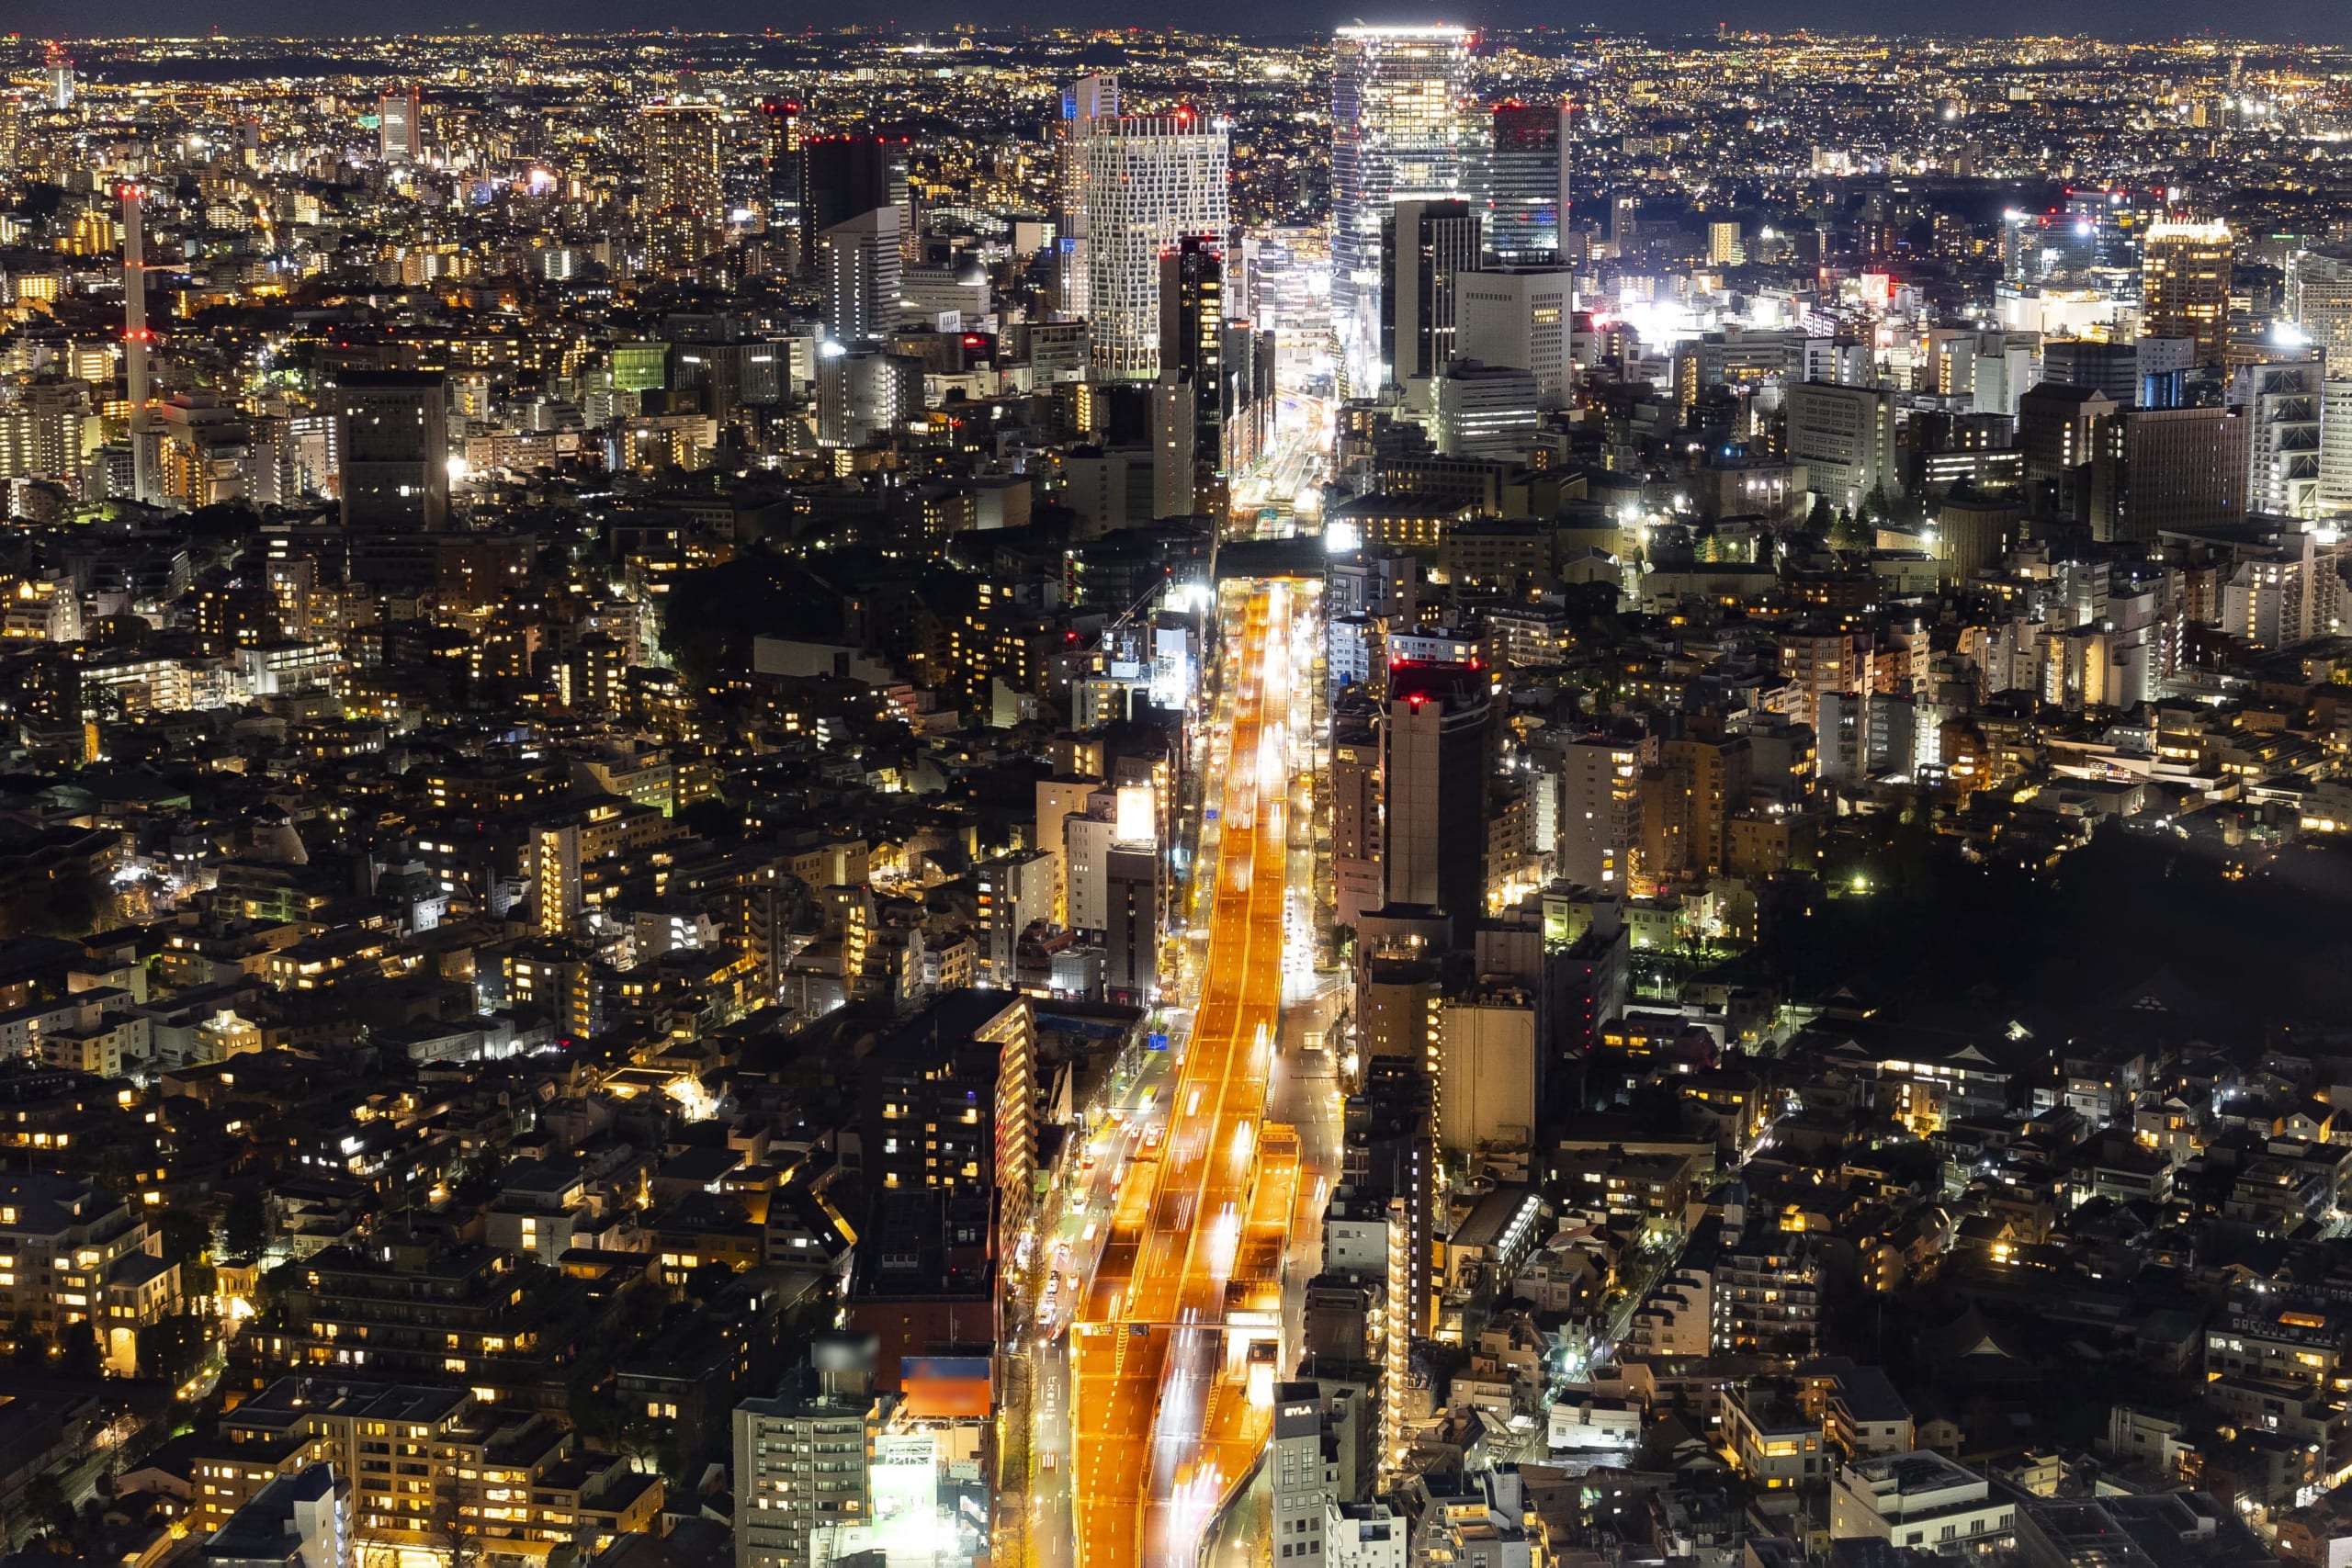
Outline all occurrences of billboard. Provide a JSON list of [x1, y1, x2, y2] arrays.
[[899, 1355, 992, 1418]]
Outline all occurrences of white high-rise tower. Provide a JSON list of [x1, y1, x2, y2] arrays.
[[1069, 103, 1229, 381], [1055, 73, 1119, 319], [1331, 25, 1474, 396], [122, 183, 162, 507]]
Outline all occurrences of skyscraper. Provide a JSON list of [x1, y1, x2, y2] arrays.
[[820, 207, 903, 345], [2289, 247, 2352, 359], [802, 135, 910, 263], [1381, 198, 1479, 389], [1786, 381, 1900, 515], [1432, 363, 1539, 460], [638, 103, 723, 216], [2233, 358, 2324, 519], [816, 349, 922, 449], [1159, 235, 1226, 454], [1382, 660, 1491, 942], [378, 85, 420, 164], [1055, 74, 1119, 318], [1331, 712, 1382, 925], [1483, 101, 1570, 268], [1069, 107, 1229, 381], [1610, 195, 1639, 257], [2042, 339, 2143, 406], [331, 371, 449, 532], [1560, 735, 1645, 890], [2017, 382, 2120, 526], [121, 183, 162, 508], [2141, 220, 2233, 367], [1102, 789, 1161, 1005], [2319, 379, 2352, 516], [2111, 406, 2249, 541], [46, 47, 73, 113], [1332, 25, 1474, 395], [756, 98, 806, 276], [1457, 269, 1573, 404]]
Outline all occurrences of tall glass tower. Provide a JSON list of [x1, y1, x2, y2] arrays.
[[1483, 100, 1570, 268], [1331, 25, 1474, 396]]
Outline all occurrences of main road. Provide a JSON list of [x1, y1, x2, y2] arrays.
[[1068, 581, 1305, 1568]]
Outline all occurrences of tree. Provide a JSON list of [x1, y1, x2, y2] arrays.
[[614, 1405, 670, 1477], [20, 1472, 72, 1540], [452, 1146, 504, 1207], [222, 1191, 267, 1258], [56, 1318, 101, 1377], [156, 1208, 217, 1299], [9, 1312, 51, 1365], [660, 549, 842, 689], [1828, 504, 1875, 555], [155, 1207, 209, 1267], [423, 1489, 486, 1568], [137, 1313, 214, 1388]]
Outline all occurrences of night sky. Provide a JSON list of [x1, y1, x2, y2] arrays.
[[51, 0, 2352, 46]]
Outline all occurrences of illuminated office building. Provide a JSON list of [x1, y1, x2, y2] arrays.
[[1381, 198, 1479, 390], [1159, 234, 1227, 455], [1332, 25, 1474, 395], [1055, 74, 1118, 318], [756, 98, 806, 275], [378, 85, 420, 164], [2141, 220, 2233, 367], [1069, 106, 1229, 381], [1483, 100, 1569, 268]]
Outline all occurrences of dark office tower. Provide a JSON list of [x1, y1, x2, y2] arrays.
[[2042, 339, 2143, 407], [802, 135, 911, 271], [2111, 406, 2250, 542], [1611, 194, 1638, 254], [331, 371, 449, 532], [756, 98, 806, 276], [378, 84, 420, 164], [1359, 1052, 1435, 1343], [1331, 708, 1382, 926], [1220, 321, 1277, 473], [1380, 199, 1479, 389], [2017, 383, 2120, 526], [1102, 838, 1160, 1006], [1483, 101, 1569, 267], [1158, 235, 1225, 457], [1382, 660, 1491, 943]]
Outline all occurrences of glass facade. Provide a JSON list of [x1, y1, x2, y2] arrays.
[[1331, 25, 1474, 396]]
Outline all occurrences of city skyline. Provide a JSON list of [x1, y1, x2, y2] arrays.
[[29, 11, 2352, 44], [13, 13, 2352, 1568]]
